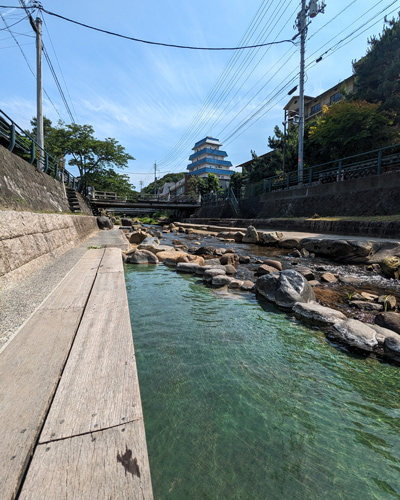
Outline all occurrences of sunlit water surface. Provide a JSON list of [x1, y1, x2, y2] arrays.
[[125, 264, 400, 500]]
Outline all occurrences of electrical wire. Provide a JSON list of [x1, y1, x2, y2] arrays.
[[35, 5, 295, 51]]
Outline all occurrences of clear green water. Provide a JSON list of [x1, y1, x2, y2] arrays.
[[125, 264, 400, 500]]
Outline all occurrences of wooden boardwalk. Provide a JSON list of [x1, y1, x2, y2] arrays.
[[0, 248, 153, 499]]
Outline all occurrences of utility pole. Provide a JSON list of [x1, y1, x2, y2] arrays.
[[295, 0, 325, 184], [139, 180, 143, 198], [36, 16, 44, 170], [153, 162, 157, 199]]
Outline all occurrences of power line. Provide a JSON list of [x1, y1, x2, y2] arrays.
[[34, 5, 295, 51]]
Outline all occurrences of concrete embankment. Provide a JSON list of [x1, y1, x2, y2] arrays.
[[0, 211, 99, 289], [184, 218, 400, 240]]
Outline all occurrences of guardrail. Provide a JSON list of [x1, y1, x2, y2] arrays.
[[0, 109, 81, 191], [243, 143, 400, 198], [201, 188, 239, 215], [89, 189, 200, 205]]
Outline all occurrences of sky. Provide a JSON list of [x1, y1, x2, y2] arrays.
[[1, 0, 399, 189]]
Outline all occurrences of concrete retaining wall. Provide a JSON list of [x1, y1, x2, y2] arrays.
[[239, 171, 400, 219], [0, 211, 98, 289]]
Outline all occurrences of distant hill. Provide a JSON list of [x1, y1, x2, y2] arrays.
[[142, 172, 185, 195]]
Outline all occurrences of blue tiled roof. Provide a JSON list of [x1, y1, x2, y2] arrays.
[[193, 137, 222, 149], [189, 148, 228, 161]]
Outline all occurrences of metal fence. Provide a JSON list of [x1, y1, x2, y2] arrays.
[[243, 143, 400, 199], [0, 109, 81, 190]]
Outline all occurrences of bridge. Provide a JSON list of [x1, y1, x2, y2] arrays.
[[88, 190, 201, 215]]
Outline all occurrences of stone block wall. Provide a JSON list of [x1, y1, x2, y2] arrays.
[[0, 211, 98, 289]]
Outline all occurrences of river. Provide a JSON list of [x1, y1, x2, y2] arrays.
[[125, 262, 400, 499]]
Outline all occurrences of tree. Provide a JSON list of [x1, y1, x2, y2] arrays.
[[352, 14, 400, 125], [267, 124, 299, 174], [30, 118, 137, 197], [142, 172, 185, 195], [230, 171, 244, 196], [85, 169, 137, 198], [207, 173, 220, 193], [307, 100, 395, 161], [246, 150, 276, 183]]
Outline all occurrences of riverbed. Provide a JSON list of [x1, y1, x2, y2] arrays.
[[125, 262, 400, 499]]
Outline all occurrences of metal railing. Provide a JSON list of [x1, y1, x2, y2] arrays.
[[201, 188, 239, 215], [0, 109, 81, 191], [243, 143, 400, 198], [89, 189, 200, 205]]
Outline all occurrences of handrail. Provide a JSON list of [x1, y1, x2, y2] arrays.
[[0, 109, 81, 191], [243, 142, 400, 199]]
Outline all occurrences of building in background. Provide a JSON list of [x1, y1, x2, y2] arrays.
[[284, 75, 355, 124], [187, 137, 233, 189]]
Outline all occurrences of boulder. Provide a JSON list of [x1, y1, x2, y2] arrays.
[[224, 264, 237, 275], [377, 295, 397, 311], [129, 231, 148, 244], [338, 276, 363, 286], [195, 246, 215, 256], [380, 256, 400, 279], [278, 238, 301, 249], [220, 253, 239, 267], [176, 262, 200, 274], [157, 251, 204, 266], [214, 248, 227, 256], [375, 312, 400, 335], [360, 292, 378, 301], [239, 255, 251, 264], [124, 249, 159, 264], [212, 275, 235, 287], [259, 232, 283, 246], [240, 280, 255, 291], [242, 226, 259, 244], [368, 324, 399, 345], [289, 250, 302, 258], [97, 216, 113, 230], [228, 280, 243, 289], [148, 229, 162, 238], [121, 218, 132, 226], [384, 335, 400, 356], [294, 266, 314, 281], [293, 302, 347, 326], [349, 301, 383, 312], [321, 272, 338, 283], [204, 258, 222, 266], [263, 259, 283, 271], [203, 268, 226, 282], [332, 319, 378, 351], [234, 231, 245, 243], [256, 264, 280, 276], [140, 236, 160, 246], [137, 243, 175, 255], [255, 270, 315, 310], [301, 238, 379, 263]]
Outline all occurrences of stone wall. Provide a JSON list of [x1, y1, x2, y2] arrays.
[[0, 145, 92, 215], [0, 211, 98, 289]]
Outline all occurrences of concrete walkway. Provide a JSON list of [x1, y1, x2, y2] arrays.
[[0, 228, 129, 351]]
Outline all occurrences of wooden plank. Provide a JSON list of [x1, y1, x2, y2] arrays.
[[98, 246, 124, 274], [39, 269, 142, 442], [20, 421, 153, 500], [0, 307, 83, 500], [0, 249, 102, 500], [42, 253, 103, 310]]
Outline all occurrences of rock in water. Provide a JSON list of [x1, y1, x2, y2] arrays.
[[255, 270, 315, 310]]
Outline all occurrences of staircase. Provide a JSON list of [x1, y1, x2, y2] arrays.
[[66, 187, 81, 213]]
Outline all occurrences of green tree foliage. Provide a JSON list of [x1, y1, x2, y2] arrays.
[[307, 101, 395, 161], [230, 171, 244, 196], [267, 124, 299, 174], [352, 14, 400, 124], [142, 172, 185, 195], [30, 118, 135, 193], [246, 150, 276, 183], [194, 173, 220, 195], [85, 169, 137, 198]]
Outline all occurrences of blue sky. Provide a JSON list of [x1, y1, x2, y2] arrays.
[[1, 0, 399, 188]]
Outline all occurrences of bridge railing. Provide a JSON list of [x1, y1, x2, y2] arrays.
[[89, 189, 200, 205], [243, 142, 400, 198]]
